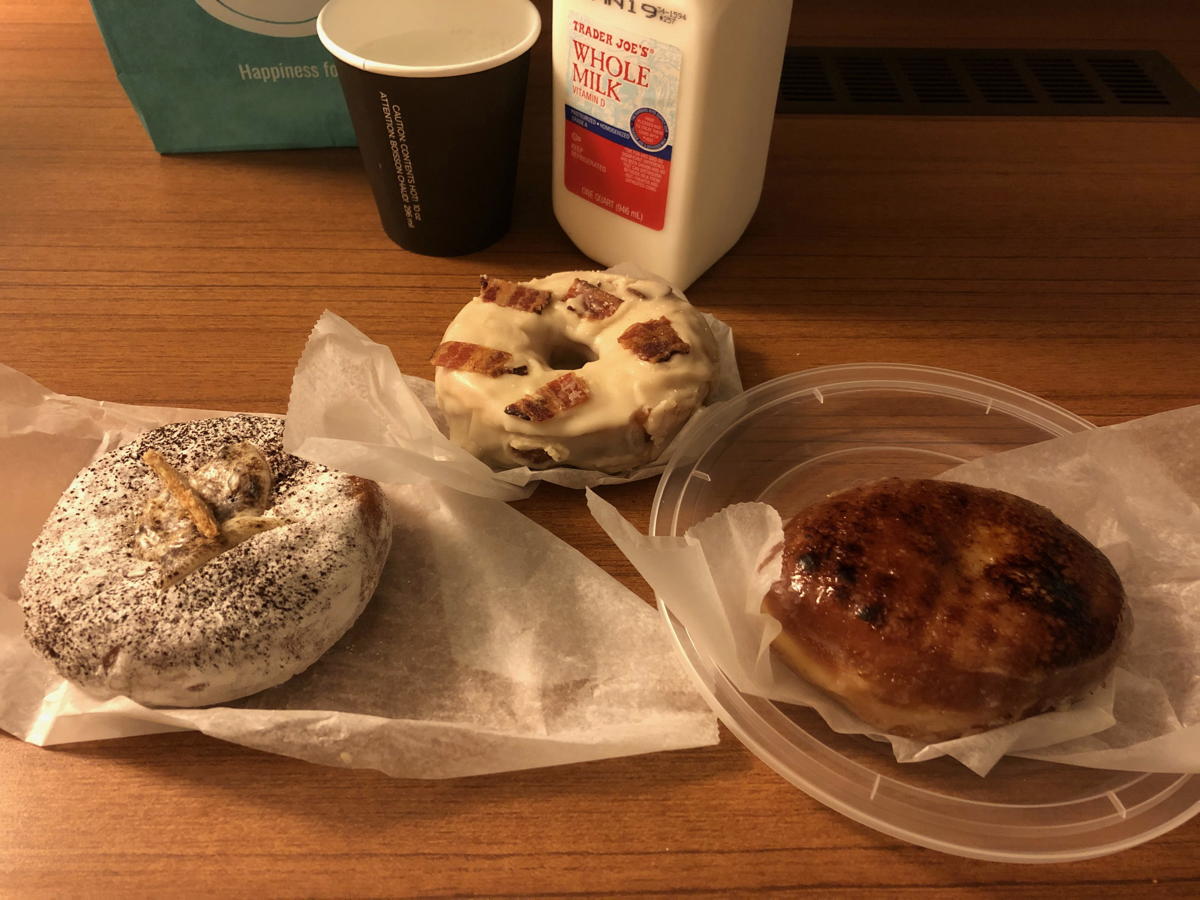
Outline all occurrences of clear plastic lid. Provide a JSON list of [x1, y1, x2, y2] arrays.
[[651, 363, 1200, 863]]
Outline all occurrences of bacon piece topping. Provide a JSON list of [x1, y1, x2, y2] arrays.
[[430, 341, 527, 377], [504, 373, 591, 422], [564, 279, 623, 320], [479, 276, 552, 314], [618, 316, 691, 362]]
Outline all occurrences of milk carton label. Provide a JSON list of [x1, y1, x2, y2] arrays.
[[562, 12, 681, 230]]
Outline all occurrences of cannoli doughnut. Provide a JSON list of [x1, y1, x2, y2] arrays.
[[19, 414, 392, 707], [764, 478, 1127, 743], [431, 271, 718, 473]]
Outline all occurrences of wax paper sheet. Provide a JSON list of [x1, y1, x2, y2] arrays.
[[282, 264, 742, 501], [589, 405, 1200, 776], [0, 363, 718, 777]]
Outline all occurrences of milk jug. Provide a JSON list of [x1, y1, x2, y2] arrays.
[[552, 0, 792, 288]]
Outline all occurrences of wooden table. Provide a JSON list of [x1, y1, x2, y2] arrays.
[[3, 0, 1199, 895]]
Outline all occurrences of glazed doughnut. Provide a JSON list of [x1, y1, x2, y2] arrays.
[[19, 414, 392, 707], [763, 478, 1127, 743], [431, 270, 718, 473]]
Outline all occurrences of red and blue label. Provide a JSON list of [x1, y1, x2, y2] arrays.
[[564, 105, 672, 230], [563, 13, 681, 231]]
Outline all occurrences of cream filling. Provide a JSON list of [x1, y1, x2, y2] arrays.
[[134, 442, 284, 587]]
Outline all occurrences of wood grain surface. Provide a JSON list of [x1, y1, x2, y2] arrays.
[[3, 0, 1199, 896]]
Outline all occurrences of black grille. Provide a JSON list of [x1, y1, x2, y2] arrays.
[[836, 55, 903, 103], [778, 48, 1200, 116], [1090, 57, 1170, 104], [964, 56, 1036, 104], [1026, 57, 1102, 104], [900, 56, 969, 104]]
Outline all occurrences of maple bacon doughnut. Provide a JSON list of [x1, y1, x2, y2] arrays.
[[19, 414, 392, 707], [431, 271, 718, 473]]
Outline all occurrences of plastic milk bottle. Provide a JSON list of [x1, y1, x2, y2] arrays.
[[552, 0, 793, 288]]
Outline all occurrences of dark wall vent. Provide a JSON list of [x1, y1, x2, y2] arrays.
[[777, 48, 1200, 116]]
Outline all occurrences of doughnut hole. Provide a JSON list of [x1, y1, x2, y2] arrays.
[[547, 337, 597, 371]]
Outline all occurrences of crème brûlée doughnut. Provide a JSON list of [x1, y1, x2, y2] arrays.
[[19, 414, 392, 708], [431, 270, 718, 473], [763, 478, 1127, 743]]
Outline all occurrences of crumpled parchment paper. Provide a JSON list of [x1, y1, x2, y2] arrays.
[[281, 264, 742, 501], [0, 360, 718, 777], [589, 405, 1200, 777]]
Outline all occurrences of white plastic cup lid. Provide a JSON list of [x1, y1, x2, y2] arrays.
[[317, 0, 541, 78]]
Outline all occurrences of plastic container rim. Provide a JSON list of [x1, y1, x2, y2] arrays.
[[649, 362, 1200, 863], [658, 610, 1200, 863]]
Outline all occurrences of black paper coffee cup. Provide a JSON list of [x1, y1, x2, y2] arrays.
[[318, 0, 540, 256]]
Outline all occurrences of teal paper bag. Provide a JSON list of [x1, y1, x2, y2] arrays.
[[90, 0, 356, 153]]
